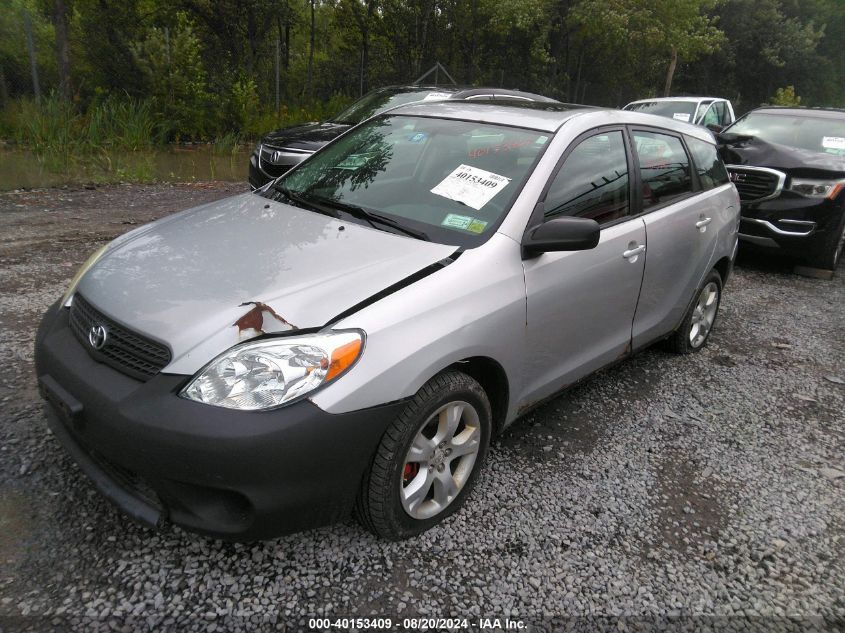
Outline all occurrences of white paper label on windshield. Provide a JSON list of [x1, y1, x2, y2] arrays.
[[431, 164, 511, 211], [822, 136, 845, 150], [422, 92, 453, 101], [673, 113, 691, 122]]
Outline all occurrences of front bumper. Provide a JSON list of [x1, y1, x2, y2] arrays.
[[35, 303, 404, 541], [738, 193, 843, 255]]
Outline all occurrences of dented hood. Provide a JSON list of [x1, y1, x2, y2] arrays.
[[718, 134, 845, 177], [77, 193, 456, 374]]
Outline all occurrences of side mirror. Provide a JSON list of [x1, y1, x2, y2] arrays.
[[522, 216, 600, 257]]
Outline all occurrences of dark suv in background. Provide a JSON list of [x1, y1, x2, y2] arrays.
[[248, 85, 559, 188], [719, 106, 845, 270]]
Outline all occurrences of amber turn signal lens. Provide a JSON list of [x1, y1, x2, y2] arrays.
[[326, 339, 363, 381]]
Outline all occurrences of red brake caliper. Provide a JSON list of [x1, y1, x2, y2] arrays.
[[403, 462, 419, 484]]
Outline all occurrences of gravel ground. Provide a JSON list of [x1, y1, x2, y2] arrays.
[[0, 183, 843, 632]]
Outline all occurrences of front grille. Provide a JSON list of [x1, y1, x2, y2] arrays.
[[259, 145, 310, 178], [726, 166, 785, 202], [69, 294, 171, 381]]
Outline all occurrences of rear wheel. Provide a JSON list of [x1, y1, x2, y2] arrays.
[[665, 270, 722, 354], [355, 371, 491, 539]]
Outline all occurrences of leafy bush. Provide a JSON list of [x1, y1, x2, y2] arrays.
[[84, 97, 161, 149], [131, 13, 212, 140], [771, 85, 802, 107]]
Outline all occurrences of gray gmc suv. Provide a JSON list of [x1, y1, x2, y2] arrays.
[[36, 101, 739, 540]]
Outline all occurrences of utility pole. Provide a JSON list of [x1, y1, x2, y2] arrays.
[[0, 65, 9, 106], [275, 34, 280, 113], [24, 11, 41, 102], [53, 0, 72, 99]]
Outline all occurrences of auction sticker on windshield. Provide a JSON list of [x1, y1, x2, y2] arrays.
[[431, 164, 510, 210], [673, 113, 691, 122], [822, 136, 845, 150], [423, 92, 453, 101]]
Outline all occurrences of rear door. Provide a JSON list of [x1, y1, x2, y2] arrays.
[[630, 128, 720, 348], [521, 129, 646, 404]]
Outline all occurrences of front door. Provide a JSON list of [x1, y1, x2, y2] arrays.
[[521, 129, 646, 405]]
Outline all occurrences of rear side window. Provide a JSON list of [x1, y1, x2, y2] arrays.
[[633, 131, 693, 209], [543, 131, 630, 225], [686, 136, 729, 190]]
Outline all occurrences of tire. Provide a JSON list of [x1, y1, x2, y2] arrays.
[[355, 371, 492, 540], [807, 212, 845, 271], [665, 270, 723, 355]]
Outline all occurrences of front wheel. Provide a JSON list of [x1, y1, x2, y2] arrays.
[[665, 270, 723, 354], [355, 371, 492, 539], [807, 213, 845, 271]]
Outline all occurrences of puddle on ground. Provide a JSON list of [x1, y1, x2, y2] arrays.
[[0, 147, 253, 190]]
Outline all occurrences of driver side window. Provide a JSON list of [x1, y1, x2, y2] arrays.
[[543, 131, 630, 225]]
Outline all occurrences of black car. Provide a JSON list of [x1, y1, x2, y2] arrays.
[[718, 106, 845, 270], [248, 85, 559, 188]]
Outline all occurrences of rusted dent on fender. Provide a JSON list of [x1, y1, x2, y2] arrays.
[[234, 301, 298, 338]]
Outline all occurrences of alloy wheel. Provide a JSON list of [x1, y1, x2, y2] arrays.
[[689, 281, 720, 348], [400, 401, 481, 520]]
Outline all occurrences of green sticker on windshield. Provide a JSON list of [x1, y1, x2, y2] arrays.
[[467, 219, 488, 234], [441, 214, 488, 234], [442, 213, 473, 229]]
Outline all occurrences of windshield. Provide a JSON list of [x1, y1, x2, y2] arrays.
[[625, 100, 699, 124], [725, 112, 845, 155], [260, 115, 550, 246], [332, 88, 455, 125]]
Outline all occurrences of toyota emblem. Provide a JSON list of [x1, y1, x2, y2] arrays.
[[88, 324, 108, 350]]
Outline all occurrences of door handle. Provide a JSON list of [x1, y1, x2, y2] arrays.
[[696, 217, 712, 228], [622, 245, 646, 259]]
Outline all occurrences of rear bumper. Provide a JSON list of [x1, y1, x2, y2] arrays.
[[738, 194, 843, 254], [35, 302, 404, 541]]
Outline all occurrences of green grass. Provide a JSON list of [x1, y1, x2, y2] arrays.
[[0, 91, 353, 184]]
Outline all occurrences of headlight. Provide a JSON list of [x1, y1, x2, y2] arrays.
[[61, 244, 110, 307], [788, 178, 844, 200], [180, 330, 364, 411]]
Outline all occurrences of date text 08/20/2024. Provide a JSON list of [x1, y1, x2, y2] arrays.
[[308, 617, 526, 630]]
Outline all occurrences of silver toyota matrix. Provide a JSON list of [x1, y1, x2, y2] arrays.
[[36, 101, 740, 540]]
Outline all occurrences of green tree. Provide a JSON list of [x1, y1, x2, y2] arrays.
[[683, 0, 824, 111], [131, 12, 211, 138], [568, 0, 723, 101]]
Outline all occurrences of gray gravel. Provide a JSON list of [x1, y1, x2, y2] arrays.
[[1, 183, 843, 632]]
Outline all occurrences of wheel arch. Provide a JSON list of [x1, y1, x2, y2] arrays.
[[713, 255, 732, 285], [447, 356, 509, 436]]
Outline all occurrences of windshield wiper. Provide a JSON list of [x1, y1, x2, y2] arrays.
[[273, 183, 340, 218], [307, 195, 430, 241]]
